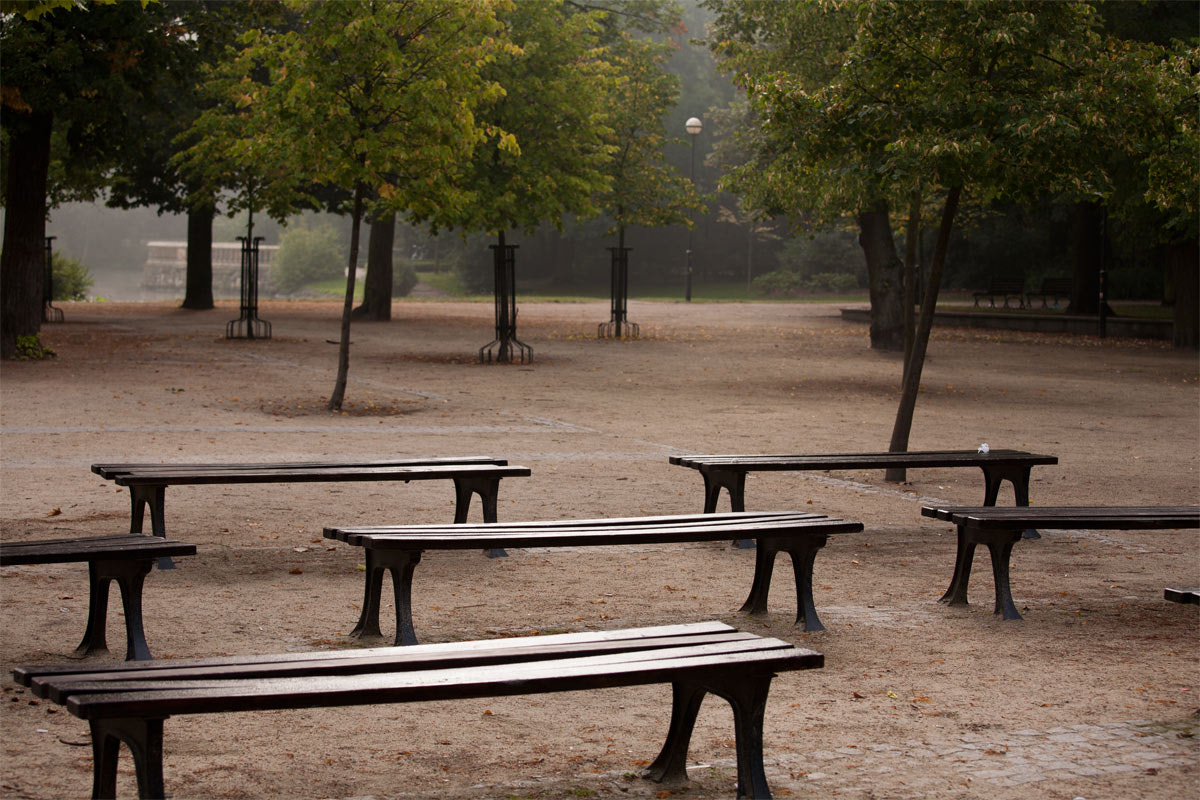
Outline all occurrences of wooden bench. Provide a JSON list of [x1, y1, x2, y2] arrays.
[[14, 621, 821, 800], [670, 449, 1058, 546], [1164, 587, 1199, 605], [920, 505, 1200, 620], [325, 511, 863, 643], [0, 535, 195, 661], [1027, 276, 1072, 308], [972, 276, 1027, 308], [92, 457, 531, 564]]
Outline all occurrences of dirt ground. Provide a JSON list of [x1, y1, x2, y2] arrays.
[[1, 298, 1197, 800]]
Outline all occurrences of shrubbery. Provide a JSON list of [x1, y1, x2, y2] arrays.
[[392, 259, 418, 297], [272, 224, 344, 293], [752, 270, 859, 297], [50, 251, 94, 300]]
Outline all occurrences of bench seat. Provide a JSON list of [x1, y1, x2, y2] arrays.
[[0, 534, 195, 660], [91, 458, 530, 564], [972, 276, 1026, 308], [921, 505, 1200, 620], [15, 621, 822, 799], [325, 511, 863, 643]]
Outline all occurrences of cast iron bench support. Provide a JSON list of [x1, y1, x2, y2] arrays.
[[0, 535, 196, 661], [92, 458, 531, 567], [921, 505, 1200, 621], [671, 450, 1058, 547], [15, 621, 822, 800], [326, 511, 862, 645]]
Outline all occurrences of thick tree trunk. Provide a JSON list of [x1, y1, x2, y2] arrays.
[[353, 211, 395, 321], [857, 201, 905, 351], [328, 181, 364, 411], [0, 111, 53, 359], [1167, 238, 1199, 349], [1067, 201, 1112, 316], [181, 205, 215, 310], [886, 186, 962, 482], [902, 190, 922, 381]]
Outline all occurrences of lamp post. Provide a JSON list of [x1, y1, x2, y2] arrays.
[[684, 116, 701, 302]]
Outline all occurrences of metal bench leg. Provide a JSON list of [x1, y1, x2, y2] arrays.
[[708, 673, 776, 799], [783, 536, 829, 632], [350, 548, 423, 645], [89, 717, 166, 800], [110, 559, 156, 661], [129, 485, 174, 569], [642, 681, 707, 784], [350, 549, 387, 639], [700, 468, 755, 549], [739, 540, 778, 617], [939, 525, 977, 607], [454, 476, 507, 558], [76, 562, 113, 658], [979, 465, 1040, 539], [389, 553, 421, 646], [985, 534, 1023, 620]]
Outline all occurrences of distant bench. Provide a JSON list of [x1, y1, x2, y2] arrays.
[[670, 450, 1058, 546], [920, 505, 1200, 621], [0, 534, 195, 661], [972, 276, 1027, 308], [1027, 276, 1072, 308], [92, 458, 531, 564], [325, 511, 863, 643], [15, 621, 821, 800]]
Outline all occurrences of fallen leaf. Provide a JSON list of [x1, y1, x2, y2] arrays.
[[887, 691, 899, 699], [47, 508, 61, 517], [289, 567, 303, 575]]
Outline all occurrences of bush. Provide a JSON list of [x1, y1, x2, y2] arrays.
[[50, 251, 93, 300], [751, 269, 861, 297], [392, 259, 419, 297], [272, 224, 344, 293]]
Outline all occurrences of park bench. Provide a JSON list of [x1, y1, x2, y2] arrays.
[[670, 449, 1058, 546], [14, 621, 821, 800], [1027, 276, 1072, 308], [325, 510, 863, 643], [920, 505, 1200, 621], [972, 276, 1027, 308], [91, 457, 531, 564], [1164, 587, 1199, 605], [0, 534, 195, 661]]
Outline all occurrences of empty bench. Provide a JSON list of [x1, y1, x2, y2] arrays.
[[14, 621, 821, 800], [0, 534, 195, 661], [325, 511, 863, 643], [972, 276, 1026, 308], [92, 457, 531, 564], [1027, 276, 1072, 308], [920, 505, 1200, 621]]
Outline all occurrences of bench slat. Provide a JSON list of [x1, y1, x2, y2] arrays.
[[329, 510, 803, 536], [921, 505, 1199, 529], [105, 464, 529, 486], [91, 457, 508, 479], [0, 535, 196, 566], [670, 450, 1056, 470]]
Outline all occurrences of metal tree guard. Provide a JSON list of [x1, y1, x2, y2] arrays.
[[226, 235, 271, 340], [598, 247, 638, 339], [42, 236, 63, 323], [479, 243, 531, 363]]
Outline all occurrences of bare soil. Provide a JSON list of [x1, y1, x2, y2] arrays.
[[1, 298, 1197, 800]]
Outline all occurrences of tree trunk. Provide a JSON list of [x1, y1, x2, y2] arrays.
[[1067, 201, 1112, 316], [886, 186, 963, 482], [1167, 238, 1199, 349], [902, 190, 922, 382], [0, 110, 53, 359], [857, 200, 905, 351], [328, 180, 364, 411], [353, 211, 395, 321], [181, 204, 215, 310]]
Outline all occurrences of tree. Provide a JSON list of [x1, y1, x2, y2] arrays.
[[187, 0, 506, 407], [452, 0, 616, 362], [1, 0, 194, 358]]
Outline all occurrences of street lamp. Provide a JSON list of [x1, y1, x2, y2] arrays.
[[684, 116, 701, 302]]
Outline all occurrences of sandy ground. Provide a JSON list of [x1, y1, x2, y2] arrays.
[[1, 298, 1197, 800]]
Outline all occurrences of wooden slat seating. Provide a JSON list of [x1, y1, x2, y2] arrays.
[[972, 276, 1027, 308], [92, 457, 531, 564], [920, 505, 1200, 620], [14, 621, 823, 800], [1027, 276, 1072, 308], [0, 535, 196, 661], [1164, 587, 1199, 605], [325, 511, 863, 643], [671, 450, 1058, 546]]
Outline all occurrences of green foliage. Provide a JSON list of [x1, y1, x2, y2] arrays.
[[13, 333, 54, 360], [391, 259, 418, 298], [272, 224, 344, 294], [777, 230, 862, 282], [49, 250, 92, 300], [753, 269, 858, 298]]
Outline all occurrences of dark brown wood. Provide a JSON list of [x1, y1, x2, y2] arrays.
[[921, 505, 1199, 621], [18, 622, 822, 800], [0, 535, 195, 566], [972, 276, 1026, 308], [1164, 587, 1199, 605], [325, 511, 862, 643]]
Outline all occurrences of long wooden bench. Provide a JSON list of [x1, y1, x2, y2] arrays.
[[1027, 276, 1072, 308], [920, 505, 1200, 621], [0, 535, 195, 661], [14, 621, 821, 800], [325, 511, 863, 643], [92, 457, 531, 564], [972, 276, 1026, 308], [670, 449, 1058, 546]]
